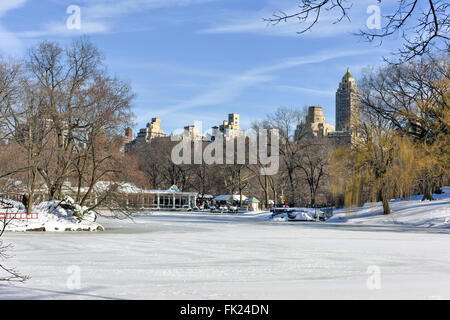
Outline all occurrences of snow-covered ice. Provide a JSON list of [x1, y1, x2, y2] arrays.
[[1, 208, 449, 299]]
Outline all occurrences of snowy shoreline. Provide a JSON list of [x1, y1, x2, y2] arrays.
[[1, 196, 103, 232], [3, 209, 450, 299], [327, 187, 450, 228], [2, 187, 449, 232]]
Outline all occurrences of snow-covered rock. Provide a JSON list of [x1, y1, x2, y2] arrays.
[[269, 208, 316, 222], [1, 196, 103, 232]]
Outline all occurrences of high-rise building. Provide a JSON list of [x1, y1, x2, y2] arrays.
[[306, 106, 335, 137], [136, 118, 166, 143], [327, 68, 361, 146], [335, 68, 360, 134], [184, 125, 203, 140], [216, 113, 243, 139], [121, 127, 133, 152], [228, 113, 239, 129], [295, 69, 361, 146], [124, 117, 167, 152], [295, 106, 335, 141]]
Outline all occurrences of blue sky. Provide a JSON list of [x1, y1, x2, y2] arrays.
[[0, 0, 400, 134]]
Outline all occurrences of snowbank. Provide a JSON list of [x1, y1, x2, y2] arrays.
[[1, 196, 103, 232], [327, 187, 450, 228]]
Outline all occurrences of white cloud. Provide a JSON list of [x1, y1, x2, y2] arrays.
[[5, 0, 216, 42], [81, 0, 216, 19], [17, 21, 110, 38], [0, 0, 27, 17], [144, 48, 373, 117], [139, 72, 274, 120], [247, 49, 374, 75], [274, 85, 334, 96], [0, 0, 27, 55], [198, 1, 380, 38], [200, 17, 357, 38], [0, 25, 24, 55]]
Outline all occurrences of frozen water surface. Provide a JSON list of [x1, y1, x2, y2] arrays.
[[1, 211, 449, 299]]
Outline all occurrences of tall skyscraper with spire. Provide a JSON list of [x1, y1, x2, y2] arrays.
[[335, 68, 360, 134]]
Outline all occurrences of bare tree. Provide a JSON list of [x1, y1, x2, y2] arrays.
[[0, 58, 52, 213], [297, 138, 331, 207], [0, 199, 29, 282], [359, 55, 449, 199], [134, 138, 193, 190], [23, 38, 134, 202], [190, 160, 222, 200], [1, 38, 136, 218], [262, 106, 307, 206], [359, 55, 449, 142], [223, 163, 253, 207], [134, 138, 170, 190], [264, 0, 449, 63]]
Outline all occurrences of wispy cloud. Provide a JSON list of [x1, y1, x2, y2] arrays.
[[7, 0, 217, 41], [0, 25, 24, 55], [80, 0, 216, 19], [0, 0, 27, 17], [0, 0, 27, 55], [108, 59, 230, 79], [247, 49, 375, 75], [198, 1, 378, 38], [274, 85, 334, 96], [200, 17, 357, 38], [140, 48, 373, 119], [16, 21, 110, 38], [137, 72, 274, 122]]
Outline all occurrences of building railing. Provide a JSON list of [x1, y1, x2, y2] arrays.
[[0, 212, 39, 219]]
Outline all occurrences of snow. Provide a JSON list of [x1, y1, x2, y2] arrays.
[[1, 196, 103, 232], [328, 187, 450, 228], [94, 181, 143, 194], [0, 189, 449, 299], [1, 209, 449, 299], [269, 209, 316, 221], [93, 181, 196, 195], [213, 194, 248, 202]]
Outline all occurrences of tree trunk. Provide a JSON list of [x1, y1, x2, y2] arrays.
[[239, 189, 243, 208], [26, 194, 33, 214], [421, 180, 434, 201], [309, 184, 315, 208], [288, 169, 296, 206], [264, 175, 269, 209], [381, 191, 391, 215]]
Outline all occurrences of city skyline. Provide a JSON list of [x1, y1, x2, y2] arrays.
[[126, 66, 358, 144], [0, 0, 401, 133]]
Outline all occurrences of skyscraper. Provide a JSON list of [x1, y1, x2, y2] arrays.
[[136, 117, 166, 142], [335, 68, 360, 134], [295, 106, 335, 140]]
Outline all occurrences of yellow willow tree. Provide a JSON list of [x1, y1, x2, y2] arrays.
[[332, 118, 419, 215], [413, 133, 450, 201], [359, 56, 449, 200], [390, 137, 417, 200], [412, 77, 450, 200]]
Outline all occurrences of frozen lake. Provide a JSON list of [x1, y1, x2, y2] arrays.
[[1, 211, 450, 299]]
